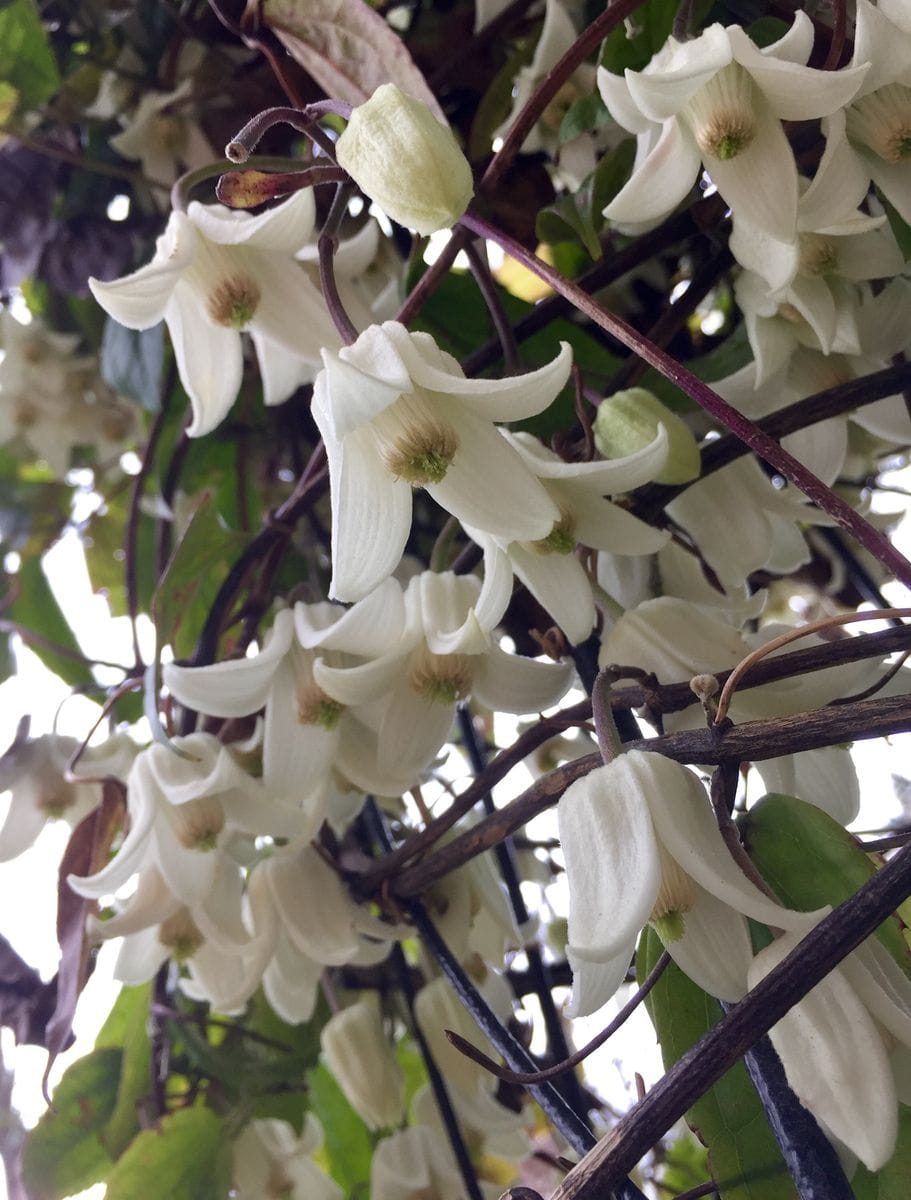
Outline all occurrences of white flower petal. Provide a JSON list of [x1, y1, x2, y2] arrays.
[[250, 333, 315, 406], [572, 494, 670, 555], [604, 120, 701, 226], [565, 944, 634, 1018], [758, 9, 813, 64], [188, 188, 316, 250], [558, 759, 661, 963], [251, 257, 342, 357], [89, 214, 194, 329], [597, 66, 655, 134], [703, 103, 798, 241], [267, 848, 362, 965], [387, 324, 573, 421], [427, 412, 559, 543], [802, 112, 874, 230], [749, 933, 898, 1173], [318, 418, 412, 602], [508, 542, 595, 644], [0, 793, 51, 862], [165, 287, 244, 437], [625, 26, 734, 122], [262, 658, 338, 802], [645, 755, 824, 933], [472, 642, 572, 713], [755, 748, 860, 826], [730, 29, 868, 119], [376, 684, 455, 777], [164, 608, 295, 717], [114, 926, 169, 985], [314, 651, 409, 707], [295, 577, 406, 656], [667, 885, 752, 1001]]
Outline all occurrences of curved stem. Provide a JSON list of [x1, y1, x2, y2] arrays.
[[460, 210, 911, 590]]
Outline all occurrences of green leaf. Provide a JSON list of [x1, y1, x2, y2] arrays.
[[7, 555, 95, 690], [537, 195, 602, 260], [740, 793, 911, 975], [309, 1063, 373, 1193], [151, 492, 247, 659], [95, 984, 153, 1158], [0, 0, 59, 110], [104, 1106, 232, 1200], [100, 318, 166, 411], [852, 1106, 911, 1199], [600, 0, 714, 73], [880, 194, 911, 262], [639, 928, 795, 1200], [22, 1047, 120, 1199], [558, 90, 609, 144]]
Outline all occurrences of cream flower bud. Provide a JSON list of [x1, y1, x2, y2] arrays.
[[336, 84, 474, 235], [319, 1000, 404, 1131], [594, 388, 700, 485]]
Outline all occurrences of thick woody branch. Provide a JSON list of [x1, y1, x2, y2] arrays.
[[390, 692, 911, 898]]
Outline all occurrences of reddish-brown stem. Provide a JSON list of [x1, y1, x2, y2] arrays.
[[459, 210, 911, 590]]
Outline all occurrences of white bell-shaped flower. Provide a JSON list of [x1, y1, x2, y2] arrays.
[[89, 189, 343, 436], [598, 14, 868, 238], [558, 750, 824, 1016], [464, 427, 669, 644], [311, 321, 573, 601], [749, 931, 911, 1171], [320, 1000, 405, 1131], [232, 1115, 342, 1200]]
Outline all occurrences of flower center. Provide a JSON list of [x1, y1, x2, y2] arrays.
[[798, 233, 839, 277], [373, 393, 460, 486], [159, 910, 205, 960], [296, 682, 346, 729], [173, 796, 225, 851], [686, 64, 757, 162], [408, 650, 474, 705], [40, 792, 74, 819], [847, 84, 911, 165], [206, 273, 262, 328], [650, 843, 695, 945], [529, 510, 577, 555]]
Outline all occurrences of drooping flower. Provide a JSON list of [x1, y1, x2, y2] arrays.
[[311, 321, 573, 601], [310, 570, 574, 785], [320, 1000, 405, 1131], [749, 931, 911, 1171], [558, 750, 823, 1016], [836, 0, 911, 223], [464, 427, 670, 644], [598, 14, 868, 238], [0, 731, 136, 862], [163, 581, 406, 821], [89, 189, 344, 436], [232, 1115, 343, 1200]]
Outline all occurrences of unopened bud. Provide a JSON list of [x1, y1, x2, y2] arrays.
[[595, 387, 700, 485], [335, 84, 474, 235]]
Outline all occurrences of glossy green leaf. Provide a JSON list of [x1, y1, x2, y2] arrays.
[[880, 195, 911, 262], [104, 1106, 231, 1200], [100, 318, 166, 411], [639, 927, 795, 1200], [8, 555, 95, 690], [740, 793, 911, 975], [309, 1062, 373, 1193], [95, 983, 153, 1158], [0, 0, 59, 111], [22, 1047, 120, 1199], [151, 492, 247, 660], [559, 91, 610, 144]]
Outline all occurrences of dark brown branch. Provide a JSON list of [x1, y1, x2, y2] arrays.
[[390, 693, 911, 898]]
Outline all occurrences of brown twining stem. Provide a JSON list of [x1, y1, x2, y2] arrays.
[[360, 625, 910, 891], [396, 227, 471, 326], [714, 608, 911, 725], [389, 693, 911, 898], [631, 361, 911, 521], [463, 239, 522, 373], [549, 842, 911, 1199], [445, 950, 670, 1086], [318, 183, 359, 345], [823, 0, 848, 69], [225, 103, 347, 164], [354, 698, 592, 892], [460, 210, 911, 590], [480, 0, 651, 192]]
